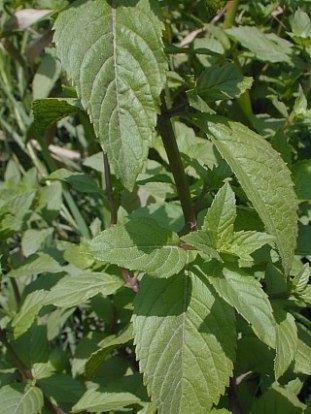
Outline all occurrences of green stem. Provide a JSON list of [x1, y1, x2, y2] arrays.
[[10, 278, 21, 306], [233, 54, 253, 122], [103, 153, 118, 226], [158, 95, 197, 232], [223, 0, 240, 29]]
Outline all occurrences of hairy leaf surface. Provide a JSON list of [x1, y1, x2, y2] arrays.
[[133, 271, 236, 414], [54, 0, 167, 189], [30, 98, 80, 139]]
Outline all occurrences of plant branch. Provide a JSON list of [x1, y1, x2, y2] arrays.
[[158, 95, 197, 232]]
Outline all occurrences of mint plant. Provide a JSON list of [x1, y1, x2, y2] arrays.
[[0, 1, 311, 413]]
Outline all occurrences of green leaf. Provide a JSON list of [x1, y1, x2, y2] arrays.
[[46, 272, 123, 308], [289, 9, 311, 45], [85, 324, 133, 378], [203, 182, 236, 248], [72, 375, 144, 413], [130, 202, 184, 233], [138, 403, 157, 414], [0, 191, 36, 238], [71, 334, 101, 377], [47, 168, 102, 194], [206, 0, 226, 12], [298, 286, 311, 304], [181, 231, 222, 261], [12, 290, 49, 338], [228, 230, 275, 266], [62, 240, 94, 269], [290, 9, 311, 38], [226, 26, 292, 63], [54, 0, 167, 189], [202, 118, 298, 275], [273, 306, 298, 380], [203, 262, 276, 348], [292, 160, 311, 200], [294, 326, 311, 375], [8, 253, 63, 278], [32, 52, 61, 100], [21, 228, 54, 257], [251, 384, 306, 414], [293, 86, 309, 118], [0, 384, 44, 414], [291, 263, 310, 293], [29, 98, 80, 139], [190, 63, 253, 102], [196, 184, 274, 266], [12, 324, 50, 367], [38, 374, 85, 411], [89, 218, 189, 278], [133, 271, 236, 413], [174, 122, 218, 170], [47, 308, 75, 341]]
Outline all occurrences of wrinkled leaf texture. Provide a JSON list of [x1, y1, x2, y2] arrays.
[[200, 118, 298, 275], [133, 271, 236, 414], [54, 0, 167, 189]]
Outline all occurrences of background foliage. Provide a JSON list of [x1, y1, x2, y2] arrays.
[[0, 0, 311, 413]]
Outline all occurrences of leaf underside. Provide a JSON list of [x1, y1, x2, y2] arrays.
[[53, 0, 167, 189]]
